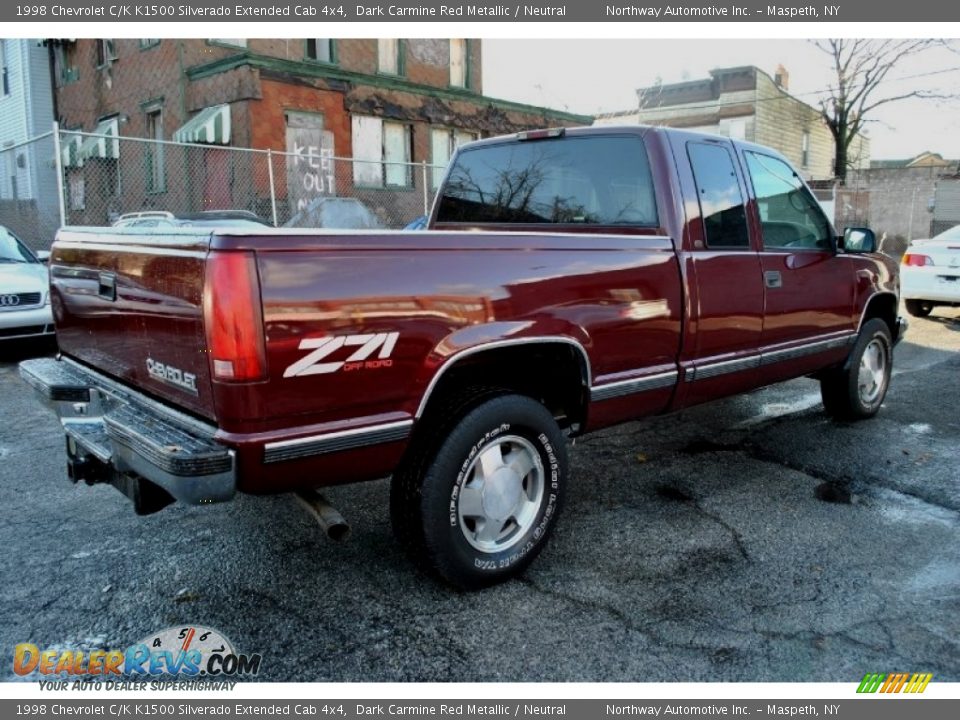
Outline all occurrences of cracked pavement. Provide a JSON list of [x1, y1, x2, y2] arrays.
[[1, 307, 958, 682]]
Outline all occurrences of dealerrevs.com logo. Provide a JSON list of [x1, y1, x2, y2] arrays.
[[857, 672, 933, 694], [13, 626, 261, 688]]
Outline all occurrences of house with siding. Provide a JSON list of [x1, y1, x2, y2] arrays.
[[595, 65, 869, 182], [51, 39, 590, 227], [0, 39, 58, 246]]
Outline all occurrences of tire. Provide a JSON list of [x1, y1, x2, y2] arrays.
[[391, 394, 567, 590], [905, 299, 934, 318], [820, 318, 892, 421]]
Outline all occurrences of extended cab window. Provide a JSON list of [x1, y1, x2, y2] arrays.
[[745, 151, 832, 250], [435, 136, 657, 226], [686, 142, 750, 248]]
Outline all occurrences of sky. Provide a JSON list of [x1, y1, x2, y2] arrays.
[[482, 39, 960, 160]]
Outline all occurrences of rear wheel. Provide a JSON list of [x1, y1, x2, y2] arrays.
[[820, 318, 892, 420], [391, 394, 567, 590], [905, 299, 934, 318]]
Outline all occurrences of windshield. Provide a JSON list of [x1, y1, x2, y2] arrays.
[[0, 227, 37, 264]]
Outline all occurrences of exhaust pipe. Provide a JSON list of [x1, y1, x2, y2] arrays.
[[294, 490, 351, 542]]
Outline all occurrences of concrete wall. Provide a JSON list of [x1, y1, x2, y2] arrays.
[[842, 165, 954, 254]]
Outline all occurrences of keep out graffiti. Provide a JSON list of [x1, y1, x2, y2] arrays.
[[285, 112, 336, 214]]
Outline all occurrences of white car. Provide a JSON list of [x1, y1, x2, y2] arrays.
[[0, 226, 53, 342], [901, 224, 960, 317]]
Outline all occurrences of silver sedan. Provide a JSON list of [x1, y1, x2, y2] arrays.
[[0, 226, 53, 342]]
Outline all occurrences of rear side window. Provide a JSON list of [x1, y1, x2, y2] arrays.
[[436, 136, 658, 226], [687, 142, 750, 248]]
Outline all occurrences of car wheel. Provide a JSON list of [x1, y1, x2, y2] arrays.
[[391, 394, 567, 590], [905, 299, 934, 318], [820, 318, 892, 421]]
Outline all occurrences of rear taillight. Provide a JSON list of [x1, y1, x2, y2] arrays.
[[203, 251, 267, 382], [902, 253, 934, 267]]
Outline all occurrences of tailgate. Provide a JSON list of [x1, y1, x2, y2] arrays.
[[50, 228, 217, 421]]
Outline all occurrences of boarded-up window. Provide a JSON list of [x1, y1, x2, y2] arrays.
[[384, 123, 410, 186], [378, 39, 399, 75], [353, 116, 384, 187], [352, 116, 412, 188], [449, 39, 467, 88], [431, 128, 478, 189], [287, 111, 335, 217]]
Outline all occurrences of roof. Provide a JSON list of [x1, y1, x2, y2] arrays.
[[870, 152, 956, 169], [186, 53, 593, 126]]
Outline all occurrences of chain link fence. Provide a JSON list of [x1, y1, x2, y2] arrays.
[[0, 125, 443, 249], [0, 133, 61, 252], [60, 130, 439, 230]]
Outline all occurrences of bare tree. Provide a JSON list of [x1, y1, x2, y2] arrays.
[[814, 39, 955, 183]]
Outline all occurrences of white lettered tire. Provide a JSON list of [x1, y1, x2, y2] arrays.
[[392, 394, 567, 590]]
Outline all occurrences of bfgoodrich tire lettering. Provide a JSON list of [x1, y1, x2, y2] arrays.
[[393, 394, 567, 590], [820, 318, 892, 421]]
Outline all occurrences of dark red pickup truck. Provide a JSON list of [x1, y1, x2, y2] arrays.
[[21, 126, 905, 589]]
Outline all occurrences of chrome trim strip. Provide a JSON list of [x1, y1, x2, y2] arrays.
[[686, 333, 857, 382], [414, 336, 592, 419], [263, 419, 414, 464], [590, 370, 678, 402], [687, 355, 760, 382], [759, 334, 856, 366]]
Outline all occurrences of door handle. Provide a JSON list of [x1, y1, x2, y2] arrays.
[[97, 272, 117, 301], [764, 270, 782, 289]]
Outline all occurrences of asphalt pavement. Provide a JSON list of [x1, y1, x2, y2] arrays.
[[1, 308, 958, 683]]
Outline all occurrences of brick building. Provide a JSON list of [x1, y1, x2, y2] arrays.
[[595, 65, 869, 182], [51, 38, 590, 227]]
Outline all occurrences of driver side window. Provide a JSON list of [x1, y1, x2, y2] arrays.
[[745, 151, 831, 250]]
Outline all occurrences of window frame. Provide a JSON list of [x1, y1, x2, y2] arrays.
[[686, 140, 752, 250], [207, 39, 247, 50], [351, 115, 413, 190], [429, 127, 479, 191], [139, 39, 160, 51], [304, 39, 336, 65], [743, 149, 834, 253], [449, 39, 470, 89], [0, 40, 9, 97], [376, 39, 404, 76], [143, 104, 166, 194], [95, 39, 117, 69]]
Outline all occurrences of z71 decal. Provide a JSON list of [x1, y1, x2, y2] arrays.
[[283, 332, 400, 378]]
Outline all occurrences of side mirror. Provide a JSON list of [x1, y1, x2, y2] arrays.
[[843, 227, 876, 254], [36, 250, 51, 263]]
